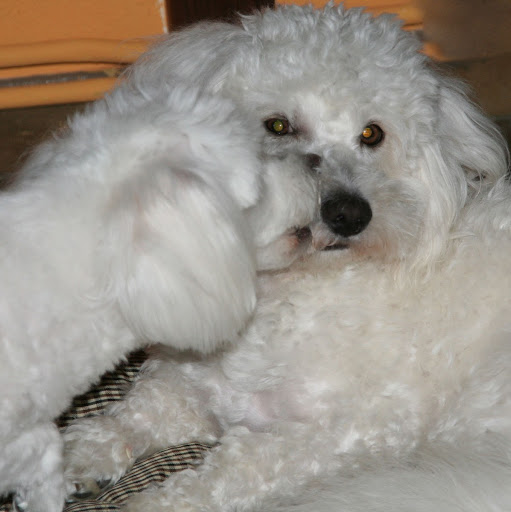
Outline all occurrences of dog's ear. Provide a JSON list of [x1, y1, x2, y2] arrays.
[[100, 164, 257, 353], [409, 75, 509, 273], [436, 75, 509, 186]]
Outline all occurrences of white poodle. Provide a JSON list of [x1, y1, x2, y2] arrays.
[[62, 4, 511, 511], [0, 71, 317, 511]]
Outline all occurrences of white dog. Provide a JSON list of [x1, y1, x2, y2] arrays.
[[0, 72, 318, 511], [62, 4, 511, 511]]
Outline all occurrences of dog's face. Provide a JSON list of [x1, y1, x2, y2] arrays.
[[247, 83, 426, 263]]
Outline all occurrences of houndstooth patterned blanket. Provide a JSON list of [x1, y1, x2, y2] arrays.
[[0, 350, 210, 512]]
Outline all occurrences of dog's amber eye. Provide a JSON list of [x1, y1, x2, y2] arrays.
[[360, 124, 384, 147], [265, 118, 291, 136]]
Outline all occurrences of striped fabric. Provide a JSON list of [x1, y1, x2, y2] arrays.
[[64, 443, 209, 511], [0, 350, 209, 512], [57, 350, 148, 429]]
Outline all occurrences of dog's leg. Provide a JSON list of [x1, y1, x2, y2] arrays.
[[63, 362, 219, 497], [119, 422, 342, 512], [1, 423, 64, 512]]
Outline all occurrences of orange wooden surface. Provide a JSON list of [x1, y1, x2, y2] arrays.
[[0, 0, 167, 108], [0, 77, 120, 109], [0, 39, 150, 69], [0, 0, 168, 46]]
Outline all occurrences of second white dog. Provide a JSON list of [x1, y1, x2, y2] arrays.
[[0, 79, 317, 511], [63, 4, 511, 512]]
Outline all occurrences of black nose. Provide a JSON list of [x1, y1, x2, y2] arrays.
[[321, 191, 372, 237]]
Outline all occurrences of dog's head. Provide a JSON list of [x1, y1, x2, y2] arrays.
[[235, 5, 509, 274], [129, 4, 508, 276]]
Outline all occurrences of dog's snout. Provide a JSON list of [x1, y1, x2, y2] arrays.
[[306, 153, 322, 171], [321, 191, 372, 237]]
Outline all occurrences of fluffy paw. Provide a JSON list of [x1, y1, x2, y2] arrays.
[[63, 416, 136, 499]]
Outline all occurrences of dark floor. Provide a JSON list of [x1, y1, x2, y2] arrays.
[[0, 103, 87, 184]]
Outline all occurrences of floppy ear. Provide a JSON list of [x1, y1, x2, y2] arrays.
[[409, 74, 509, 273], [101, 164, 257, 353], [436, 75, 509, 186]]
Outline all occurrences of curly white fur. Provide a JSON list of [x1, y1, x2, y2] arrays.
[[0, 59, 318, 512], [59, 3, 511, 512]]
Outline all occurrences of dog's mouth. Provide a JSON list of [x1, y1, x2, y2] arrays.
[[321, 241, 349, 251], [292, 226, 351, 252]]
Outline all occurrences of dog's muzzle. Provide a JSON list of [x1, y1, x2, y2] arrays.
[[320, 190, 372, 238]]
